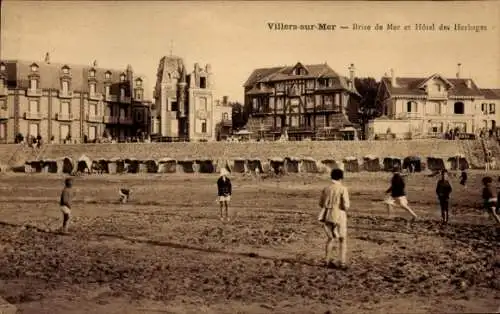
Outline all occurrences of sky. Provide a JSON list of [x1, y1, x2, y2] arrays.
[[1, 1, 499, 103]]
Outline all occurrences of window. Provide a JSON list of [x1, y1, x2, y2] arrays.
[[0, 122, 6, 139], [436, 84, 441, 92], [105, 86, 110, 97], [0, 63, 5, 72], [29, 100, 38, 113], [489, 103, 496, 114], [306, 80, 315, 89], [30, 63, 38, 72], [406, 101, 416, 112], [88, 126, 96, 140], [290, 116, 299, 127], [62, 81, 69, 93], [136, 78, 142, 87], [135, 89, 143, 100], [30, 79, 38, 90], [201, 120, 207, 133], [454, 102, 465, 114], [0, 99, 6, 110], [105, 71, 111, 80], [89, 69, 96, 77], [252, 98, 258, 111], [119, 108, 126, 118], [60, 102, 70, 114], [482, 103, 488, 114], [200, 77, 207, 89], [171, 101, 178, 111], [60, 124, 70, 141], [275, 83, 284, 92], [62, 66, 70, 75], [200, 97, 207, 111], [222, 112, 229, 120], [120, 88, 125, 98], [89, 83, 96, 96], [29, 123, 39, 138], [89, 103, 97, 116], [120, 74, 126, 82]]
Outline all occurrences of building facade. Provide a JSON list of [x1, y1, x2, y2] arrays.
[[0, 57, 150, 144], [214, 96, 233, 141], [371, 65, 498, 139], [153, 56, 215, 142], [243, 62, 361, 141]]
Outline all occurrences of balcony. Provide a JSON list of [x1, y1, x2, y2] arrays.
[[0, 109, 8, 120], [86, 114, 103, 123], [103, 115, 119, 124], [119, 96, 131, 104], [427, 92, 448, 100], [89, 93, 102, 101], [59, 90, 73, 99], [104, 94, 118, 102], [397, 112, 422, 119], [27, 89, 43, 97], [119, 116, 133, 125], [56, 113, 73, 121], [24, 112, 44, 120]]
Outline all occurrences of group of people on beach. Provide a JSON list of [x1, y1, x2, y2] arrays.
[[57, 164, 499, 270]]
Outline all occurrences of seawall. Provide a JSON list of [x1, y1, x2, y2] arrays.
[[36, 140, 469, 161]]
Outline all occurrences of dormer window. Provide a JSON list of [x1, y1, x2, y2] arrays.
[[105, 71, 111, 80], [62, 65, 70, 75], [30, 63, 39, 72], [135, 78, 143, 87], [89, 69, 96, 77], [120, 73, 126, 82], [0, 63, 5, 72]]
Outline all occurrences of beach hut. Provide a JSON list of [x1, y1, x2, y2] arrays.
[[107, 157, 125, 174], [363, 155, 381, 172], [41, 159, 58, 173], [403, 156, 423, 172], [247, 158, 263, 173], [269, 157, 285, 174], [284, 157, 300, 173], [447, 154, 469, 170], [58, 156, 74, 174], [77, 155, 92, 174], [232, 158, 248, 173], [300, 157, 319, 173], [426, 156, 445, 172], [215, 159, 231, 174], [124, 158, 140, 173], [24, 160, 42, 173], [383, 156, 402, 172], [140, 159, 158, 173], [343, 156, 359, 172], [321, 159, 340, 171], [158, 158, 177, 173], [196, 159, 216, 173], [177, 159, 195, 173]]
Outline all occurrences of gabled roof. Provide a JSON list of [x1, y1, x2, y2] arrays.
[[381, 75, 484, 97], [417, 73, 454, 89], [244, 63, 348, 88], [480, 88, 500, 100]]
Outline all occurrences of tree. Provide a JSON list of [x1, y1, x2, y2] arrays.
[[231, 102, 249, 130], [354, 77, 382, 140]]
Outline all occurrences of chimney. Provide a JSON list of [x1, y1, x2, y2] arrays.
[[348, 63, 355, 83], [93, 60, 98, 67], [390, 68, 396, 86], [456, 63, 461, 78], [223, 96, 228, 105], [44, 52, 50, 64]]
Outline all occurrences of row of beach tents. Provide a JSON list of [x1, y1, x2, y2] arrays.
[[22, 154, 470, 175]]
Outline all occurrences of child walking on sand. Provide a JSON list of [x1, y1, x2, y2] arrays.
[[59, 178, 73, 233], [459, 169, 468, 189], [481, 177, 500, 224], [217, 168, 232, 222], [436, 170, 452, 224], [318, 168, 349, 270]]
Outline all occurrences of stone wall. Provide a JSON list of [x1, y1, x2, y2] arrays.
[[38, 140, 471, 161]]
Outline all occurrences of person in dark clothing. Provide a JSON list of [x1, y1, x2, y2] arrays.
[[459, 170, 468, 188], [385, 166, 418, 220], [217, 168, 232, 222], [59, 178, 73, 233], [436, 170, 452, 224], [481, 177, 500, 224]]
